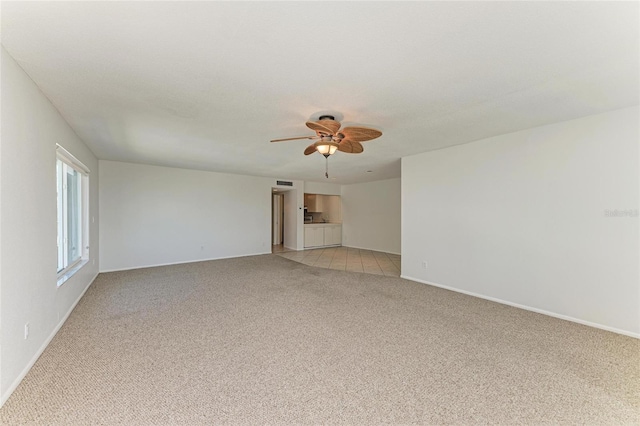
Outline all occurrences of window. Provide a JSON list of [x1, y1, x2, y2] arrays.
[[56, 145, 89, 285]]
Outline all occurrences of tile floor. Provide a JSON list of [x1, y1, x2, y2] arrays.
[[274, 245, 401, 277]]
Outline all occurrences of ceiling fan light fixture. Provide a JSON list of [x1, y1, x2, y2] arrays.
[[315, 141, 338, 156]]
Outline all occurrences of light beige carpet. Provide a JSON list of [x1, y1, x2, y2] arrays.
[[1, 254, 638, 425]]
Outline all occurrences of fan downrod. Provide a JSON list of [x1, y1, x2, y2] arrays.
[[318, 115, 335, 121]]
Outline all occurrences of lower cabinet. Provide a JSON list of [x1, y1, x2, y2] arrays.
[[324, 225, 342, 246], [304, 227, 325, 248], [304, 225, 342, 248]]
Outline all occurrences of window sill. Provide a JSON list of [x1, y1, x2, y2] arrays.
[[57, 259, 89, 287]]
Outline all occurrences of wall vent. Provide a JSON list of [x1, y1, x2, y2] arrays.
[[276, 180, 293, 187]]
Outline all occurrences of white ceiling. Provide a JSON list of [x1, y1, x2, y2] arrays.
[[1, 1, 638, 184]]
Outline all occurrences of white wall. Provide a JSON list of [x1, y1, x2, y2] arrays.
[[99, 161, 274, 271], [304, 181, 341, 195], [341, 178, 401, 254], [283, 189, 299, 250], [402, 106, 639, 337], [0, 47, 100, 404]]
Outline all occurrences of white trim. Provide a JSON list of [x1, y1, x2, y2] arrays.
[[0, 272, 99, 408], [304, 244, 341, 250], [56, 144, 90, 174], [57, 258, 89, 287], [99, 252, 272, 273], [56, 154, 90, 277], [343, 244, 401, 256], [401, 274, 640, 339]]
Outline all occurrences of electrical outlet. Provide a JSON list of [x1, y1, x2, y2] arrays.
[[24, 323, 29, 339], [421, 261, 428, 270]]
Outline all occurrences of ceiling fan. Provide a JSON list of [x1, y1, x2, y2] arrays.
[[270, 115, 382, 178]]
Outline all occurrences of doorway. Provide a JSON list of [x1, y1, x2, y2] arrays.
[[272, 187, 300, 253], [272, 192, 284, 246]]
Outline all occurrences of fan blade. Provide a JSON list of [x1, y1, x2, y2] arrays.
[[304, 143, 317, 155], [338, 140, 364, 154], [340, 126, 382, 142], [306, 119, 341, 135], [270, 135, 318, 143]]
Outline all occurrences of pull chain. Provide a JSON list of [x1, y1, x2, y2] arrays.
[[325, 156, 329, 179]]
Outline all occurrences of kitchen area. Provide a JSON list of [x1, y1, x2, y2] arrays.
[[304, 193, 342, 248]]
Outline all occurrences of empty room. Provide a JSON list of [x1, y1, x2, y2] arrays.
[[0, 1, 638, 424]]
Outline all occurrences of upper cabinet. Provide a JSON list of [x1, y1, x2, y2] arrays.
[[304, 193, 323, 212], [304, 193, 342, 222], [323, 195, 342, 222]]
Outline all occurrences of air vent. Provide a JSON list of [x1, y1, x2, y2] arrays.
[[276, 180, 293, 186]]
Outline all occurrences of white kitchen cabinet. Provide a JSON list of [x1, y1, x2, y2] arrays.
[[304, 224, 342, 248], [324, 225, 342, 246], [304, 226, 325, 247]]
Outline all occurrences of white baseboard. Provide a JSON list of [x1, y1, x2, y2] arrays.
[[99, 251, 272, 273], [401, 275, 640, 339], [1, 272, 99, 408], [304, 244, 342, 250], [342, 245, 401, 256]]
